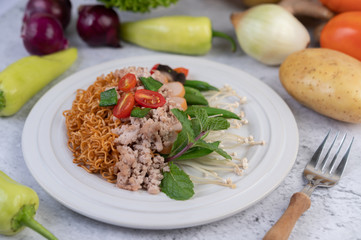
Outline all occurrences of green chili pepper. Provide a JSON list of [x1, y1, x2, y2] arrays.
[[184, 80, 219, 91], [184, 86, 208, 105], [0, 48, 77, 116], [0, 171, 57, 239], [120, 16, 236, 55], [186, 106, 240, 120]]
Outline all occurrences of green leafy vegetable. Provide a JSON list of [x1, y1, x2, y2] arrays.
[[98, 0, 179, 13], [176, 141, 220, 160], [186, 105, 240, 120], [184, 80, 219, 91], [169, 109, 195, 157], [184, 86, 208, 105], [99, 88, 118, 106], [139, 76, 163, 91], [160, 162, 194, 200], [130, 107, 151, 117], [161, 106, 235, 201], [194, 140, 231, 160], [166, 107, 231, 162]]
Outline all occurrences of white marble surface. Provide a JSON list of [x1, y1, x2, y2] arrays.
[[1, 0, 361, 239]]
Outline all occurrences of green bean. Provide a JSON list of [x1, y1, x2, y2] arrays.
[[186, 105, 240, 120], [184, 86, 208, 105], [184, 80, 218, 91]]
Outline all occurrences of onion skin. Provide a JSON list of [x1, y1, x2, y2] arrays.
[[23, 0, 72, 29], [231, 4, 310, 65], [21, 13, 69, 56], [77, 5, 121, 48]]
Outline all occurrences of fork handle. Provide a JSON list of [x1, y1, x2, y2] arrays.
[[263, 192, 311, 240]]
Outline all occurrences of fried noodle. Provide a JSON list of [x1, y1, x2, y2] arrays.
[[63, 72, 122, 183]]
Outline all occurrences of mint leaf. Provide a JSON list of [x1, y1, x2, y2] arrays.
[[195, 140, 232, 160], [176, 141, 220, 160], [171, 109, 194, 142], [99, 88, 118, 107], [131, 107, 151, 118], [169, 130, 189, 158], [206, 117, 230, 131], [191, 107, 208, 133], [139, 76, 163, 91], [160, 162, 194, 200]]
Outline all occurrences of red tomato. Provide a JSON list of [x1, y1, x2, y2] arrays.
[[174, 67, 189, 77], [134, 89, 166, 109], [320, 12, 361, 61], [118, 73, 137, 92], [113, 92, 135, 118], [150, 63, 159, 74], [319, 0, 361, 13]]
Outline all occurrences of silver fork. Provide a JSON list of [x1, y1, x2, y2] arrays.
[[263, 131, 354, 240]]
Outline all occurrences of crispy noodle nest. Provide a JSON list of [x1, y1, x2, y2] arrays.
[[63, 72, 122, 183]]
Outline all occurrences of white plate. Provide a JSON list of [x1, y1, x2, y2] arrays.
[[22, 55, 298, 229]]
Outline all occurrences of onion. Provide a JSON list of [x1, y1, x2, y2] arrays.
[[23, 0, 72, 29], [231, 4, 310, 65], [77, 5, 121, 47], [21, 13, 68, 55]]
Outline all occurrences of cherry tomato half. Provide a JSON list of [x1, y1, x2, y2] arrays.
[[113, 92, 135, 118], [150, 63, 160, 74], [174, 67, 189, 77], [320, 12, 361, 61], [134, 89, 166, 109], [118, 73, 137, 92]]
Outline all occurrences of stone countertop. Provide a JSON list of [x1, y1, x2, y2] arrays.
[[1, 0, 361, 239]]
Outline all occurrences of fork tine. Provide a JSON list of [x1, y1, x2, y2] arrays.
[[320, 132, 339, 171], [333, 136, 354, 176], [327, 133, 347, 173], [309, 130, 330, 168]]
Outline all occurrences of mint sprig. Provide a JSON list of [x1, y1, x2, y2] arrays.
[[161, 106, 233, 200], [166, 107, 231, 162]]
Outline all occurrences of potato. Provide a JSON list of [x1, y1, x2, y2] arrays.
[[279, 48, 361, 123]]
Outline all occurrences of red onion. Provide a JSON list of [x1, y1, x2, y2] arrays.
[[21, 13, 68, 55], [77, 5, 121, 47], [23, 0, 72, 29]]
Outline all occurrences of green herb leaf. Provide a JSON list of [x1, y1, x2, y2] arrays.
[[190, 107, 208, 134], [195, 140, 232, 160], [99, 88, 118, 107], [169, 130, 189, 159], [186, 106, 240, 120], [171, 109, 194, 142], [184, 80, 219, 91], [176, 141, 220, 160], [139, 76, 163, 91], [130, 107, 151, 118], [160, 162, 194, 200], [206, 117, 230, 131], [169, 109, 195, 157], [184, 86, 208, 105]]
